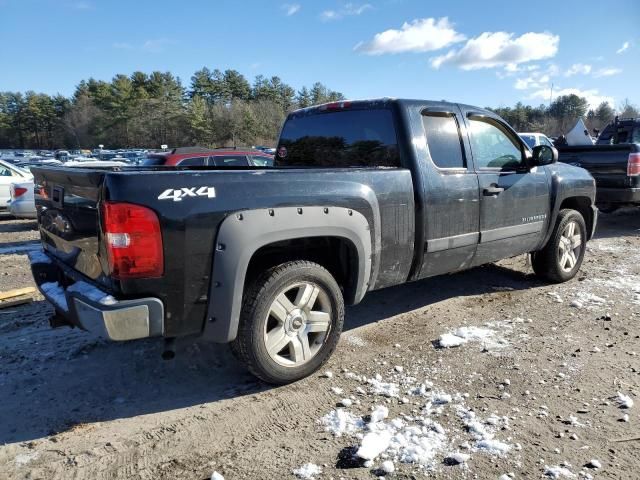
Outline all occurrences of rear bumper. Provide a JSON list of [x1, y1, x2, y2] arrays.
[[596, 187, 640, 204], [29, 249, 164, 341], [9, 199, 37, 219]]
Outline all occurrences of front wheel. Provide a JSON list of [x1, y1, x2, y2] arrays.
[[531, 209, 587, 283], [231, 261, 344, 384]]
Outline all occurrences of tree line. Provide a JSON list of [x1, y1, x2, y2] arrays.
[[0, 68, 345, 149], [1, 70, 638, 150], [489, 95, 639, 137]]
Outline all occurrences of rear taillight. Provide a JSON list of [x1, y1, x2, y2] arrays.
[[11, 186, 28, 198], [628, 153, 640, 176], [101, 201, 164, 279]]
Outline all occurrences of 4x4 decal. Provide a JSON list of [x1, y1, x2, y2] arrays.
[[158, 187, 216, 202]]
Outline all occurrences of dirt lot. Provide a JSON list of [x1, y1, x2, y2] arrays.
[[0, 210, 638, 480]]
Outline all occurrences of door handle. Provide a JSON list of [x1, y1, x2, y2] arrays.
[[483, 185, 504, 196]]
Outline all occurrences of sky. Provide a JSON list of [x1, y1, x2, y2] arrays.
[[0, 0, 638, 110]]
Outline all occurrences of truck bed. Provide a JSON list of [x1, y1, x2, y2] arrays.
[[31, 165, 416, 337]]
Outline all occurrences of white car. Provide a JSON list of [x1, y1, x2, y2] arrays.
[[9, 180, 36, 219], [0, 160, 33, 210], [519, 132, 555, 149], [7, 160, 126, 219]]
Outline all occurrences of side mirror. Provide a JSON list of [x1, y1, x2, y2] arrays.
[[531, 145, 558, 167]]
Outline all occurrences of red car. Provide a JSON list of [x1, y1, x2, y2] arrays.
[[143, 147, 274, 167]]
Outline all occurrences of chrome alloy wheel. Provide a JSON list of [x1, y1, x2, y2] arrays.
[[263, 282, 332, 367], [557, 220, 582, 273]]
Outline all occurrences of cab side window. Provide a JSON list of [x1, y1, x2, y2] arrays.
[[468, 118, 524, 170], [178, 156, 207, 166], [422, 113, 466, 169], [212, 155, 249, 167]]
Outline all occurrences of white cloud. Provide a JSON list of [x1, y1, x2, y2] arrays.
[[565, 63, 592, 76], [529, 87, 613, 109], [71, 1, 93, 9], [321, 3, 372, 21], [355, 17, 465, 55], [113, 39, 172, 53], [282, 3, 300, 16], [142, 38, 172, 53], [616, 41, 630, 54], [514, 73, 550, 90], [593, 67, 622, 78], [431, 31, 559, 70]]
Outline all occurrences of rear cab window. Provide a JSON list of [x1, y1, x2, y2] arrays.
[[422, 113, 466, 169], [178, 156, 207, 167], [276, 107, 400, 168]]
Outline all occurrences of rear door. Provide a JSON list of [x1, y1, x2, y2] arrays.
[[461, 110, 551, 265], [418, 106, 480, 278]]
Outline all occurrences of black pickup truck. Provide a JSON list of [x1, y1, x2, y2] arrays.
[[558, 118, 640, 211], [28, 99, 597, 384]]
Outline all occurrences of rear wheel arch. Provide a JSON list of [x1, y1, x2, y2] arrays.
[[203, 206, 372, 343]]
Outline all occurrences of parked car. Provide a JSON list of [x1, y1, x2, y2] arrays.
[[0, 160, 33, 210], [142, 147, 275, 167], [557, 117, 639, 211], [9, 180, 36, 219], [519, 132, 555, 149], [28, 98, 596, 384]]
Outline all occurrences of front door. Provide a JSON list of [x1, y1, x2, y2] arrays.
[[462, 113, 550, 265]]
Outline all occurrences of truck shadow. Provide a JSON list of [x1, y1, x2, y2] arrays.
[[592, 207, 639, 240], [0, 209, 637, 445]]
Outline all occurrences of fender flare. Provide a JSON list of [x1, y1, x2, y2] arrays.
[[202, 206, 372, 343]]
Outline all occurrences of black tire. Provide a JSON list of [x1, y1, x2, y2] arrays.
[[231, 261, 344, 384], [531, 209, 587, 283]]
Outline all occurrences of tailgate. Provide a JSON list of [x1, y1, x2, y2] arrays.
[[558, 145, 634, 188], [32, 167, 108, 284]]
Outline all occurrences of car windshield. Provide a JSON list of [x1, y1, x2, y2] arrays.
[[520, 135, 537, 148]]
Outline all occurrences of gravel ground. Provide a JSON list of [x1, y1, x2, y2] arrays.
[[0, 209, 638, 480]]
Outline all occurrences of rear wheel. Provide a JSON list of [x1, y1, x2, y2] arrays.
[[231, 261, 344, 384], [531, 209, 587, 283]]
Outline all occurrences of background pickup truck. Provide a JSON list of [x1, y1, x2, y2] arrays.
[[29, 99, 597, 384], [558, 118, 640, 212]]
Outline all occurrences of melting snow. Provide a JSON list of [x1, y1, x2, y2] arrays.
[[320, 409, 364, 437], [438, 326, 497, 349], [293, 463, 322, 479], [14, 452, 39, 466], [614, 392, 634, 409], [544, 465, 576, 478]]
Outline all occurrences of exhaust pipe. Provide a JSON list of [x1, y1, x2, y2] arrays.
[[162, 337, 176, 360]]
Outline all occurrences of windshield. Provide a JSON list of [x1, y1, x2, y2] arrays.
[[276, 108, 400, 168], [520, 135, 536, 148]]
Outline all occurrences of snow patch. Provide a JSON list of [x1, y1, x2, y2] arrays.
[[544, 465, 576, 478], [15, 451, 39, 466], [614, 392, 634, 409], [293, 463, 322, 479], [438, 326, 500, 349], [320, 409, 364, 437]]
